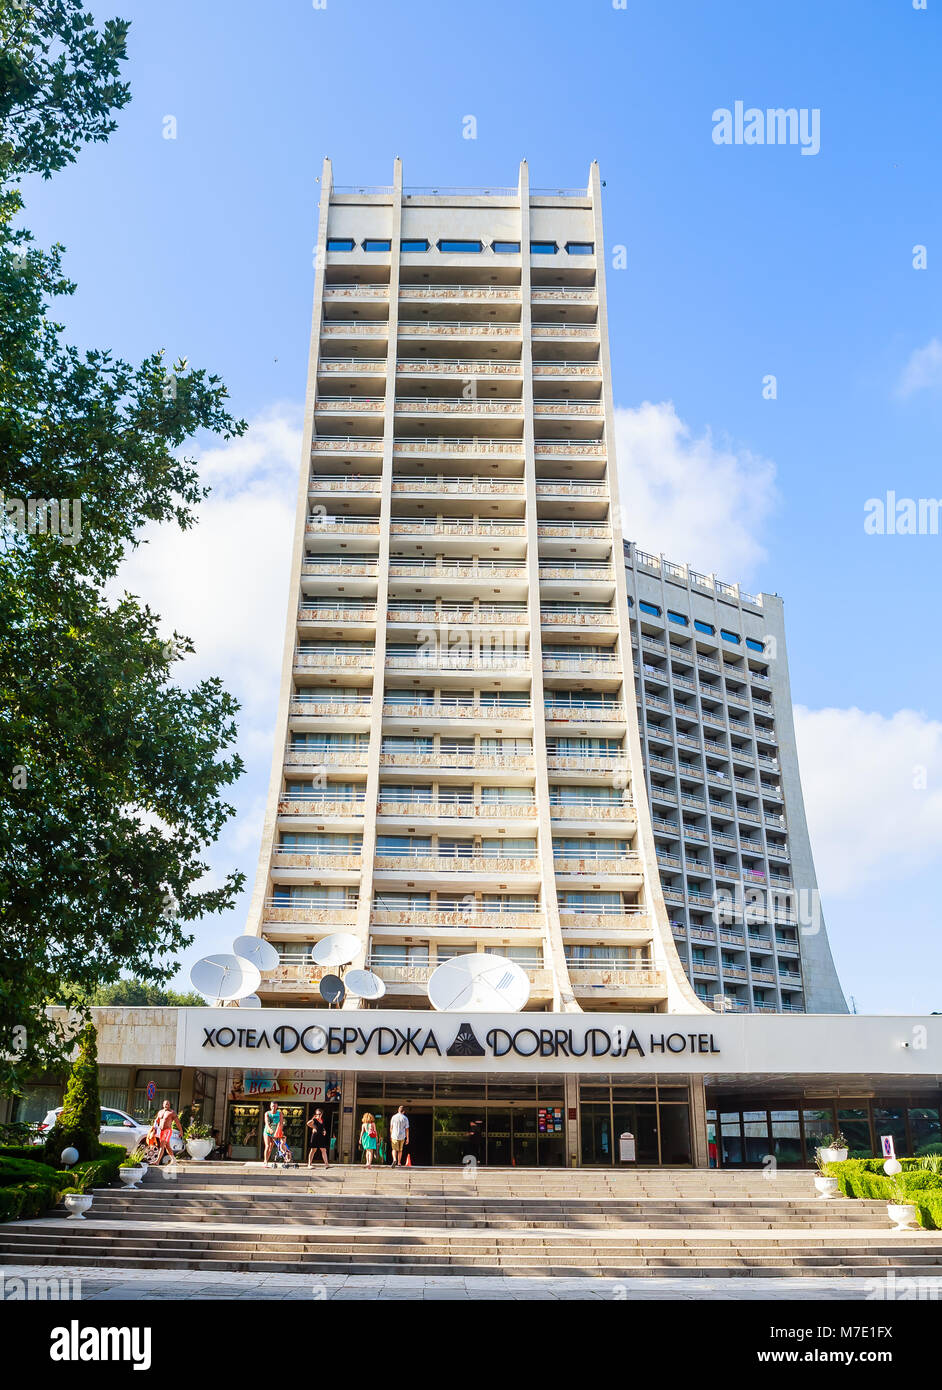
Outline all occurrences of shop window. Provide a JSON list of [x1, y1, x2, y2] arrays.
[[837, 1107, 873, 1158], [909, 1106, 942, 1155]]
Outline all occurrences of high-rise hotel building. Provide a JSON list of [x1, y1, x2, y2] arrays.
[[244, 159, 845, 1023]]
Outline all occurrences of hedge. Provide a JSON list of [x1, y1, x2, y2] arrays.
[[824, 1158, 942, 1230], [0, 1141, 126, 1223]]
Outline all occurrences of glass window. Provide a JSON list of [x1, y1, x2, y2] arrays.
[[565, 241, 594, 255], [873, 1106, 908, 1156], [491, 240, 520, 253], [326, 237, 355, 252], [639, 600, 661, 617], [694, 620, 714, 635], [437, 239, 482, 253], [362, 238, 391, 252], [837, 1107, 873, 1158], [667, 610, 688, 626], [720, 629, 741, 644], [746, 638, 765, 653], [909, 1106, 942, 1156], [530, 240, 558, 254], [400, 239, 429, 253]]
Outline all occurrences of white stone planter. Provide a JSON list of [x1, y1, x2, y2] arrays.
[[186, 1137, 214, 1161], [63, 1194, 93, 1221], [818, 1147, 848, 1164], [814, 1174, 840, 1199], [119, 1166, 147, 1188], [887, 1202, 919, 1231]]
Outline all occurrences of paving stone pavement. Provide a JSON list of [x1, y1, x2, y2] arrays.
[[0, 1264, 913, 1300]]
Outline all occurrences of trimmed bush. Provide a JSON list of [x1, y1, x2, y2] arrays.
[[825, 1158, 942, 1229], [44, 1022, 101, 1163]]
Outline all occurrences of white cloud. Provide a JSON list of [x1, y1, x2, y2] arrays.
[[794, 705, 942, 897], [896, 338, 942, 398], [116, 403, 301, 722], [613, 401, 778, 580]]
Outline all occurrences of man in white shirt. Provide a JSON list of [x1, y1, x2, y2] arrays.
[[389, 1105, 409, 1165]]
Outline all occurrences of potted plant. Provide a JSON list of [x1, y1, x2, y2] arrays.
[[886, 1176, 919, 1231], [119, 1149, 148, 1188], [61, 1188, 94, 1221], [813, 1146, 841, 1199], [185, 1115, 214, 1161], [816, 1132, 848, 1164]]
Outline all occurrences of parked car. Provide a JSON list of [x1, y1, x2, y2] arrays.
[[38, 1106, 151, 1152]]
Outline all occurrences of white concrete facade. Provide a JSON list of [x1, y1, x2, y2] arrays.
[[624, 545, 846, 1015], [243, 160, 701, 1016]]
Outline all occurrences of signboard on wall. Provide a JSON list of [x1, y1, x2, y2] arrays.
[[176, 1008, 940, 1078], [229, 1070, 341, 1102]]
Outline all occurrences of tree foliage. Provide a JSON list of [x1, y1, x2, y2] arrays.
[[43, 1020, 100, 1162], [90, 978, 206, 1008], [0, 1, 247, 1092]]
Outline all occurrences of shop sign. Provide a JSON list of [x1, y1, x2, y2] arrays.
[[230, 1070, 340, 1102]]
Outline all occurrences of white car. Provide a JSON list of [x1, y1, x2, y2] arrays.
[[39, 1106, 151, 1152]]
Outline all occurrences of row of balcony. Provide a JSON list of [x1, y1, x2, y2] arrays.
[[320, 357, 603, 378], [320, 321, 600, 339], [323, 284, 598, 302]]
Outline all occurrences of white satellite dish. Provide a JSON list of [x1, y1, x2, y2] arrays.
[[427, 952, 530, 1013], [311, 932, 360, 968], [238, 993, 262, 1009], [232, 936, 280, 973], [190, 954, 261, 1002], [344, 969, 387, 1001]]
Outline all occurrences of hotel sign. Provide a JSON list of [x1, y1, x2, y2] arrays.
[[176, 1009, 940, 1077]]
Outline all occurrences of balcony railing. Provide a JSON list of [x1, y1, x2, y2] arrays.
[[294, 647, 374, 668], [532, 360, 601, 376], [390, 474, 524, 493], [534, 440, 605, 456], [384, 698, 531, 718], [305, 514, 381, 533], [390, 516, 525, 535], [399, 284, 520, 301], [394, 399, 522, 416], [377, 797, 537, 819], [307, 473, 382, 489], [398, 320, 519, 337], [397, 357, 521, 376], [392, 435, 523, 455], [324, 284, 389, 298], [539, 562, 613, 579]]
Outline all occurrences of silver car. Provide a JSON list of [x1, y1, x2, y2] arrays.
[[39, 1105, 151, 1152]]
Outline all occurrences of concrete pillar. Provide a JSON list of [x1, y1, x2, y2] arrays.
[[564, 1074, 580, 1166], [339, 1072, 357, 1162], [689, 1075, 710, 1167]]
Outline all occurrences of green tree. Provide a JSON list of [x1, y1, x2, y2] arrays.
[[90, 978, 206, 1008], [0, 1, 246, 1092], [43, 1021, 100, 1163]]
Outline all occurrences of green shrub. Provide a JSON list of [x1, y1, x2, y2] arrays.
[[0, 1146, 49, 1163], [825, 1157, 942, 1229], [44, 1022, 101, 1164]]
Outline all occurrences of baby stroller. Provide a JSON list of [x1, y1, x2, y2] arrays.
[[268, 1130, 298, 1170]]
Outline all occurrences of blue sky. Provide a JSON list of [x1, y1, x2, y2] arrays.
[[25, 0, 942, 1011]]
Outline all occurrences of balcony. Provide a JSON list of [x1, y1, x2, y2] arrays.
[[388, 557, 527, 580], [285, 746, 368, 769], [531, 288, 597, 304], [534, 439, 605, 459], [305, 513, 380, 535], [294, 646, 374, 671], [399, 284, 520, 303], [320, 356, 387, 375], [531, 324, 598, 340], [377, 796, 537, 820], [538, 521, 610, 540], [571, 967, 666, 995], [541, 652, 618, 673], [314, 397, 384, 415], [394, 398, 523, 419], [390, 476, 525, 501], [548, 800, 634, 821], [271, 850, 362, 870], [544, 700, 623, 722], [553, 854, 640, 874], [387, 603, 528, 625], [263, 897, 359, 925], [312, 435, 384, 456], [302, 559, 378, 578], [379, 749, 531, 771], [320, 322, 388, 339], [324, 283, 389, 300], [371, 904, 542, 928], [398, 320, 520, 339], [533, 402, 603, 420], [374, 850, 538, 873], [539, 561, 613, 580], [384, 698, 531, 721], [298, 604, 377, 623], [385, 650, 529, 673], [397, 357, 521, 378], [307, 472, 382, 492], [390, 517, 526, 538], [278, 791, 366, 815], [532, 359, 601, 378], [290, 697, 371, 718], [393, 435, 523, 458]]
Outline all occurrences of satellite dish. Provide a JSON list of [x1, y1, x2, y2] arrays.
[[232, 935, 280, 972], [427, 953, 530, 1013], [190, 954, 261, 1001], [311, 932, 360, 968], [238, 993, 262, 1009], [344, 968, 386, 1001], [319, 974, 345, 1005]]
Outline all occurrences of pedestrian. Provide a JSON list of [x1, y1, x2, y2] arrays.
[[307, 1108, 330, 1168], [359, 1112, 378, 1167], [389, 1104, 410, 1166], [153, 1099, 182, 1166], [263, 1099, 284, 1164]]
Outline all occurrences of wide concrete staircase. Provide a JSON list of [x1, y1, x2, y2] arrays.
[[1, 1164, 940, 1279]]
